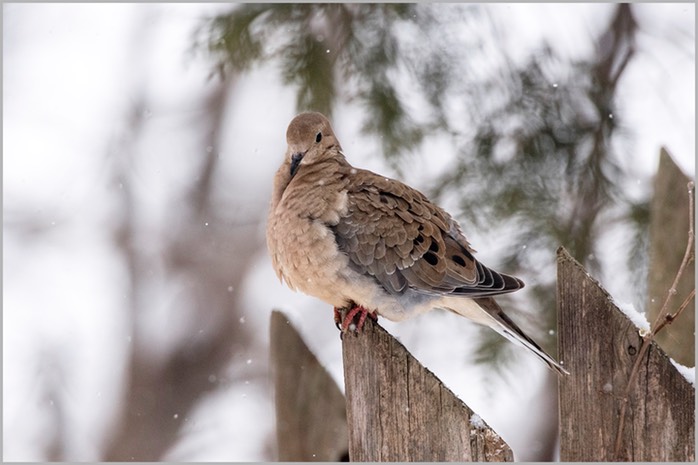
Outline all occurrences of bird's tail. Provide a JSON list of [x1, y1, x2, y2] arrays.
[[451, 297, 570, 375]]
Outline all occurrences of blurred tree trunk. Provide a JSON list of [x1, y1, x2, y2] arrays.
[[647, 148, 695, 367], [101, 18, 266, 455], [103, 76, 265, 460]]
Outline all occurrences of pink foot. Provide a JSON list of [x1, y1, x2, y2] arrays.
[[337, 305, 377, 333]]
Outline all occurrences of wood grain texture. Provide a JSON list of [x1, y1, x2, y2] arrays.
[[647, 148, 695, 366], [270, 310, 349, 461], [342, 316, 513, 462], [557, 247, 695, 461]]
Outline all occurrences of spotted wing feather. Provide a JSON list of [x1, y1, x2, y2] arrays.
[[332, 170, 524, 296]]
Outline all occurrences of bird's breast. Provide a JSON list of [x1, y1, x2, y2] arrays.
[[266, 180, 352, 308]]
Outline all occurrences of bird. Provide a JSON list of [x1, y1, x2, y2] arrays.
[[266, 111, 568, 375]]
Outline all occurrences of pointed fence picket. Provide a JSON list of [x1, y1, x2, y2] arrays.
[[270, 247, 694, 462]]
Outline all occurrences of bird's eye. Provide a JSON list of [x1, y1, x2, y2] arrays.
[[315, 132, 322, 143]]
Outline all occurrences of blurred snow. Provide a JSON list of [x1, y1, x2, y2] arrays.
[[3, 3, 694, 462], [163, 383, 274, 461]]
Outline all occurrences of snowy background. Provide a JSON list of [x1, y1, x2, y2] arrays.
[[4, 3, 694, 462]]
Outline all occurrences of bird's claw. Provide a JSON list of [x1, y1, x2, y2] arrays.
[[333, 307, 343, 331], [334, 305, 377, 337]]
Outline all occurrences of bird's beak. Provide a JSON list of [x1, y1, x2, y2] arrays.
[[290, 152, 304, 177]]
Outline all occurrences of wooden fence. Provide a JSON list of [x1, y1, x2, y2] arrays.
[[270, 247, 694, 461]]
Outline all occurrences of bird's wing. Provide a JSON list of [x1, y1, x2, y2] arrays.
[[331, 169, 524, 296]]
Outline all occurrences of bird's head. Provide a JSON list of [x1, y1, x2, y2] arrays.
[[285, 112, 342, 177]]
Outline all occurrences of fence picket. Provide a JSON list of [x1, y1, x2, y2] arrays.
[[341, 316, 513, 462], [557, 247, 695, 461]]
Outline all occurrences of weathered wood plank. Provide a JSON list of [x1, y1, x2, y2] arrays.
[[270, 310, 349, 461], [647, 147, 695, 366], [557, 247, 695, 462], [342, 316, 513, 462]]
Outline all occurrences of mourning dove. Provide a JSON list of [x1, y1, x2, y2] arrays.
[[267, 111, 568, 375]]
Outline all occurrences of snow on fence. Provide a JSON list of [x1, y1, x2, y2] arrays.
[[270, 247, 694, 462]]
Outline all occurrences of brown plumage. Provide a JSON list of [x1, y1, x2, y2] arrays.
[[267, 111, 568, 375]]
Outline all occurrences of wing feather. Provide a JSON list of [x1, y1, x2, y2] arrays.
[[330, 169, 524, 297]]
